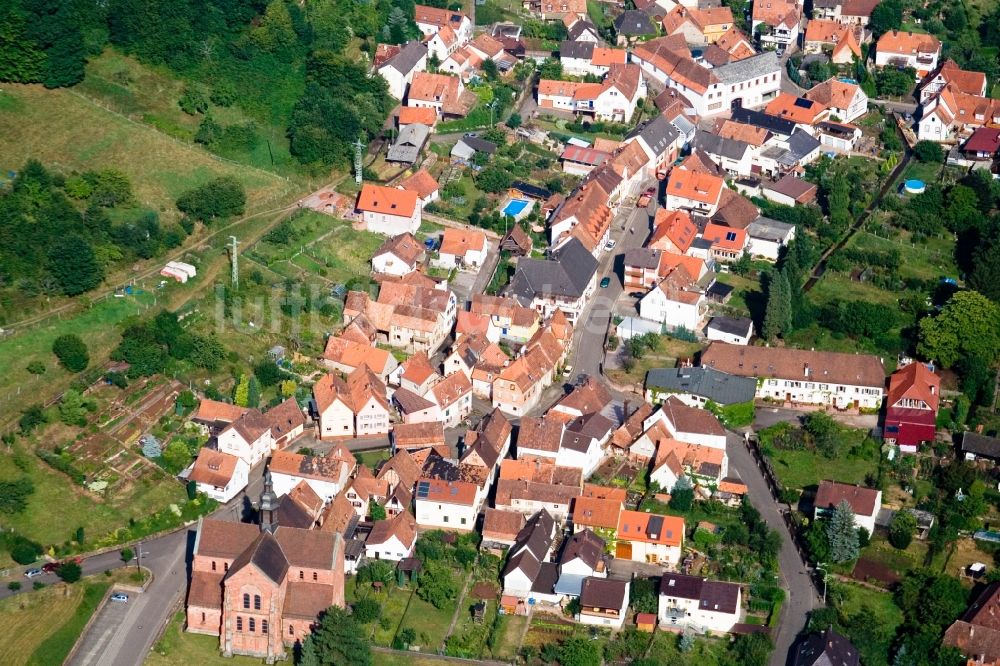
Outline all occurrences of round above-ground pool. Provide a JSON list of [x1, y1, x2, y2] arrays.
[[903, 179, 926, 194], [501, 197, 533, 221]]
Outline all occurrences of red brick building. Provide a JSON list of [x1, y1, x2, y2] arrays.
[[186, 475, 345, 661], [884, 362, 940, 453]]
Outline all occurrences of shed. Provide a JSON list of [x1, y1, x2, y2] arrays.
[[636, 612, 657, 632]]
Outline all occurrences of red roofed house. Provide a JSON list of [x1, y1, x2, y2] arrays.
[[814, 480, 882, 533], [398, 169, 440, 208], [356, 184, 421, 236], [649, 208, 697, 254], [701, 223, 748, 263], [434, 228, 489, 270], [615, 510, 684, 564], [962, 127, 1000, 159], [884, 361, 940, 453], [665, 168, 725, 216], [189, 448, 250, 503], [919, 59, 988, 103], [874, 30, 941, 78]]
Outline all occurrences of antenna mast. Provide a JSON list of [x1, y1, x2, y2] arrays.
[[228, 236, 240, 289], [354, 137, 365, 185]]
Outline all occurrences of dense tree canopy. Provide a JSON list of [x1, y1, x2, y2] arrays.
[[299, 606, 371, 666], [918, 290, 1000, 367]]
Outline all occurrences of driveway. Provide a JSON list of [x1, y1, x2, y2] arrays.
[[726, 431, 819, 666], [753, 406, 879, 431]]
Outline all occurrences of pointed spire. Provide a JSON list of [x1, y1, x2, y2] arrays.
[[260, 469, 278, 534]]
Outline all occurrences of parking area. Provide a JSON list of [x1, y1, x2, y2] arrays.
[[67, 591, 132, 666]]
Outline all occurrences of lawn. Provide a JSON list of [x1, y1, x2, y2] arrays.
[[356, 448, 392, 473], [24, 581, 111, 666], [763, 428, 878, 490], [605, 336, 702, 387], [0, 290, 156, 426], [148, 611, 260, 666], [0, 582, 89, 666], [491, 613, 528, 660], [399, 593, 459, 652], [0, 444, 186, 563], [0, 85, 298, 220], [647, 630, 730, 665], [900, 159, 942, 186], [846, 230, 956, 283], [858, 534, 928, 576], [831, 580, 903, 633]]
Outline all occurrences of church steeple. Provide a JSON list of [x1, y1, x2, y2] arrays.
[[260, 469, 278, 534]]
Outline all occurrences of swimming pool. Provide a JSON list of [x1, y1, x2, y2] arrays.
[[502, 199, 530, 217]]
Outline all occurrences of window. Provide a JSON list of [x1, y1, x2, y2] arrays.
[[262, 620, 269, 635], [211, 561, 216, 572], [201, 612, 206, 623], [443, 515, 449, 523], [237, 616, 244, 632], [313, 571, 318, 581], [299, 570, 304, 580], [243, 593, 250, 610], [461, 517, 467, 525], [254, 594, 261, 610], [289, 625, 295, 636], [249, 618, 256, 633], [224, 563, 229, 571]]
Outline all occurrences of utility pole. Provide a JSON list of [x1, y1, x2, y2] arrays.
[[228, 236, 240, 290]]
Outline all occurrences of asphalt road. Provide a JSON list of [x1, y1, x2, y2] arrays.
[[726, 431, 820, 666], [567, 191, 654, 381]]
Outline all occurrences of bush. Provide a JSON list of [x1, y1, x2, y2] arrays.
[[26, 361, 46, 375], [7, 581, 21, 591], [888, 509, 917, 549], [57, 561, 82, 583], [52, 334, 90, 372], [10, 540, 42, 565], [914, 140, 944, 163], [176, 177, 246, 222], [351, 597, 381, 624]]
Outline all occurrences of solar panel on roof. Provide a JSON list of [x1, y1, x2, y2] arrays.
[[725, 231, 737, 241], [417, 481, 431, 498], [793, 98, 812, 108]]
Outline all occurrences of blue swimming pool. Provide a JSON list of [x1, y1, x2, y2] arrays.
[[502, 199, 530, 217]]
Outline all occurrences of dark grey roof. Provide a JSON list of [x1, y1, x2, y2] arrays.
[[511, 180, 552, 199], [713, 51, 780, 84], [393, 387, 436, 414], [786, 129, 822, 161], [344, 538, 365, 559], [747, 217, 795, 241], [962, 432, 1000, 458], [792, 627, 860, 666], [382, 41, 428, 75], [225, 532, 289, 584], [646, 366, 757, 406], [511, 508, 556, 561], [624, 247, 661, 270], [503, 548, 542, 580], [659, 573, 740, 615], [387, 123, 429, 163], [731, 106, 796, 137], [559, 40, 595, 60], [568, 20, 600, 41], [461, 136, 498, 154], [532, 561, 561, 593], [506, 238, 598, 302], [708, 316, 754, 337], [566, 412, 615, 441], [613, 10, 656, 35], [276, 495, 316, 529], [628, 114, 681, 158], [693, 129, 751, 161], [580, 576, 628, 608], [559, 529, 606, 569]]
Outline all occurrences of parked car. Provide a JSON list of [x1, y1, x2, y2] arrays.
[[24, 568, 42, 578], [110, 593, 129, 603], [600, 277, 611, 288], [637, 187, 656, 207], [41, 562, 59, 573], [604, 239, 616, 251]]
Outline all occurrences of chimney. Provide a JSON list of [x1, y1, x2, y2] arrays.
[[804, 363, 810, 378]]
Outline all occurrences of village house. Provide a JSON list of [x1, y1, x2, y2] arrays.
[[346, 367, 392, 437], [745, 217, 796, 261], [189, 448, 250, 503], [661, 6, 735, 44], [470, 294, 540, 343], [793, 627, 860, 666], [649, 436, 728, 491], [570, 494, 623, 538], [751, 0, 800, 49], [555, 529, 608, 598], [692, 130, 754, 177], [943, 582, 1000, 665], [365, 511, 418, 561], [638, 265, 707, 332], [482, 508, 527, 552], [406, 72, 476, 119], [414, 477, 480, 530], [874, 30, 941, 78], [391, 421, 446, 453], [802, 19, 863, 64], [645, 366, 757, 409], [884, 361, 940, 453], [344, 467, 391, 519], [356, 184, 421, 236], [559, 41, 628, 78], [812, 0, 879, 26], [185, 480, 344, 661], [321, 335, 397, 381], [392, 351, 441, 395], [916, 82, 1000, 143], [616, 510, 684, 565], [625, 114, 683, 179], [501, 509, 559, 605], [268, 449, 352, 502], [658, 573, 742, 633], [434, 228, 489, 270], [765, 92, 830, 127], [216, 410, 275, 467], [665, 168, 725, 216], [644, 396, 728, 450], [578, 577, 630, 628], [700, 342, 886, 410], [429, 371, 474, 428], [376, 41, 428, 100], [919, 59, 988, 103], [760, 173, 819, 206], [397, 169, 440, 208], [414, 4, 472, 43], [814, 480, 882, 534], [702, 223, 748, 263], [706, 316, 755, 346], [495, 459, 583, 523], [507, 238, 598, 323], [371, 232, 425, 277]]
